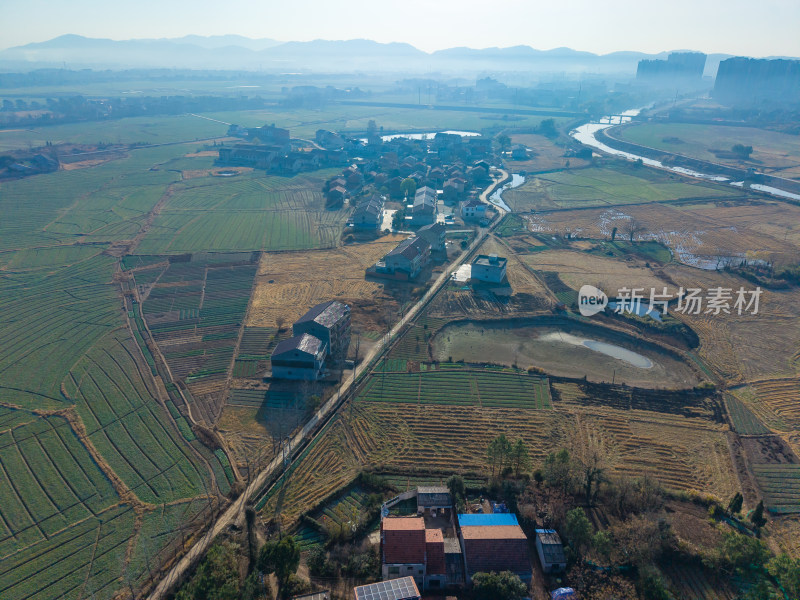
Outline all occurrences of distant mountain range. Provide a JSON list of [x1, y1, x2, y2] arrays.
[[0, 34, 765, 75]]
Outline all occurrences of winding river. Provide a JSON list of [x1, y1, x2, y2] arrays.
[[570, 110, 800, 202]]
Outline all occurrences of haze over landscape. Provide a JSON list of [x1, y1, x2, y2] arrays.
[[2, 2, 800, 600]]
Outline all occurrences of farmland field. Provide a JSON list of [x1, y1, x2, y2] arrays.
[[134, 169, 348, 254], [615, 122, 800, 178], [246, 235, 407, 332], [502, 163, 734, 212], [526, 198, 800, 269], [358, 366, 552, 409]]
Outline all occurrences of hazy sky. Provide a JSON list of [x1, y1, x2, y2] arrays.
[[3, 0, 799, 57]]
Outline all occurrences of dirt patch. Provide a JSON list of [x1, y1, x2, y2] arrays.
[[246, 236, 407, 333]]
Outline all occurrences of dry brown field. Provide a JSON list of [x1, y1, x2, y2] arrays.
[[246, 235, 407, 333], [260, 379, 739, 529], [527, 199, 800, 268], [520, 248, 672, 296]]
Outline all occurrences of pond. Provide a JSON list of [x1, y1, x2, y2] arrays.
[[430, 319, 701, 388]]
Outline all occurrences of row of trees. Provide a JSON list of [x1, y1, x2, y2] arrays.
[[486, 434, 531, 478]]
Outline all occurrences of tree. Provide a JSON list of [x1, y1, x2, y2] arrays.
[[732, 143, 753, 159], [591, 530, 613, 562], [767, 553, 800, 599], [400, 177, 417, 199], [175, 542, 241, 600], [447, 474, 466, 508], [487, 434, 512, 478], [543, 448, 574, 494], [258, 536, 301, 593], [750, 499, 767, 528], [717, 530, 769, 574], [573, 435, 607, 506], [637, 565, 671, 600], [537, 118, 558, 138], [623, 218, 646, 243], [496, 133, 511, 153], [472, 571, 527, 600], [727, 492, 743, 515], [565, 507, 593, 554], [510, 439, 531, 477]]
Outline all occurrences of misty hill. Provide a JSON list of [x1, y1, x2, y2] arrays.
[[0, 34, 740, 75]]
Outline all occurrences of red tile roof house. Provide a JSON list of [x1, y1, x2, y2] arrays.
[[380, 517, 448, 591], [381, 517, 426, 587], [460, 525, 533, 584]]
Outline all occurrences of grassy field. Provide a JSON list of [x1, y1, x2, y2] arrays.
[[0, 113, 228, 152], [134, 169, 348, 254], [358, 366, 552, 409], [617, 122, 800, 178], [202, 104, 567, 139], [502, 163, 734, 211]]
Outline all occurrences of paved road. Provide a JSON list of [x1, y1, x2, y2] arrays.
[[147, 173, 509, 600]]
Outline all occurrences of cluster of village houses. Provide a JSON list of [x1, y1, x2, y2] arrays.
[[294, 486, 568, 600]]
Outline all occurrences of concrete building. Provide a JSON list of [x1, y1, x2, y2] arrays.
[[471, 254, 507, 283], [458, 514, 532, 583], [424, 528, 447, 590], [373, 236, 431, 280], [535, 529, 567, 573], [352, 196, 384, 230], [381, 517, 426, 586], [270, 334, 327, 380], [293, 301, 351, 362], [412, 186, 437, 225], [460, 198, 487, 220], [354, 577, 420, 600], [416, 222, 446, 253], [417, 486, 452, 518]]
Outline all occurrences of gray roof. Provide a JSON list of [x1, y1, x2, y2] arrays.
[[472, 254, 507, 268], [417, 222, 445, 236], [295, 301, 349, 328], [386, 236, 430, 260], [536, 529, 566, 564], [291, 592, 330, 600], [272, 333, 324, 357], [413, 186, 437, 208], [444, 538, 462, 554], [417, 485, 451, 506]]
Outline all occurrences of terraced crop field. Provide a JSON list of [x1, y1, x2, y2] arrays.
[[135, 258, 258, 423], [751, 464, 800, 514], [357, 367, 552, 409]]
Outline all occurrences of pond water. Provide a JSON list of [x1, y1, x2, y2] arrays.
[[430, 320, 701, 388], [538, 332, 653, 368], [489, 173, 526, 211]]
